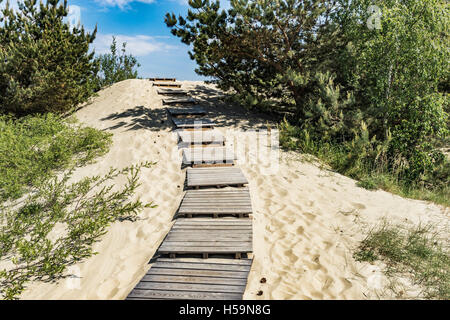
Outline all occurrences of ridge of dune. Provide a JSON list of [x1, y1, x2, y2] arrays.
[[20, 79, 449, 300]]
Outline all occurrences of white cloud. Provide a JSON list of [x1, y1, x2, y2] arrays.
[[173, 0, 231, 9], [94, 0, 231, 10], [94, 34, 177, 56], [0, 0, 19, 11], [67, 5, 81, 28], [94, 0, 155, 10]]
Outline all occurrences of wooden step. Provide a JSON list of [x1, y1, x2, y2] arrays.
[[126, 258, 252, 300], [168, 106, 206, 117], [172, 118, 215, 129], [179, 188, 252, 218], [158, 88, 188, 95], [149, 77, 176, 82], [158, 218, 253, 259], [177, 130, 224, 147], [187, 167, 248, 188], [182, 147, 236, 166], [153, 82, 182, 88], [163, 97, 197, 105]]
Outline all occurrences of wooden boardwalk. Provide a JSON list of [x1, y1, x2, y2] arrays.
[[178, 130, 224, 147], [158, 88, 188, 95], [172, 118, 215, 129], [168, 106, 206, 117], [182, 147, 236, 166], [179, 188, 252, 218], [127, 258, 252, 300], [153, 82, 182, 88], [158, 218, 253, 259], [163, 97, 197, 105], [127, 89, 253, 301], [187, 167, 248, 188], [149, 77, 176, 82]]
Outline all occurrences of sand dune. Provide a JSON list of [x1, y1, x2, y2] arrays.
[[20, 79, 448, 300]]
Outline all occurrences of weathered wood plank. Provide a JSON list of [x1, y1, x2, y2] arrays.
[[141, 274, 246, 286], [158, 219, 252, 258], [152, 258, 253, 271], [179, 189, 252, 217], [127, 289, 242, 300], [182, 147, 236, 165], [171, 225, 252, 229], [135, 281, 246, 293], [149, 78, 176, 82], [163, 97, 197, 105], [172, 118, 215, 129], [174, 219, 252, 225], [126, 258, 253, 300], [168, 106, 206, 116], [187, 167, 248, 188], [158, 88, 188, 95], [153, 82, 182, 88], [178, 130, 224, 145]]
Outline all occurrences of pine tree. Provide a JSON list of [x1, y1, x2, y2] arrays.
[[165, 0, 448, 181], [0, 0, 99, 115], [94, 36, 141, 90], [165, 0, 349, 118]]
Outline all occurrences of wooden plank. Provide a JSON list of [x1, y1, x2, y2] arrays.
[[155, 258, 253, 266], [141, 274, 245, 286], [153, 82, 182, 88], [168, 106, 206, 116], [179, 189, 252, 217], [158, 218, 252, 258], [149, 78, 176, 82], [135, 281, 246, 293], [149, 268, 249, 278], [175, 219, 252, 225], [126, 258, 252, 300], [172, 118, 215, 129], [165, 236, 251, 241], [158, 88, 188, 95], [171, 225, 252, 230], [163, 97, 197, 105], [127, 289, 242, 300], [182, 147, 236, 165], [187, 167, 248, 188], [178, 130, 224, 145]]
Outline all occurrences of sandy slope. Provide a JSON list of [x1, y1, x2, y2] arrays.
[[20, 79, 449, 300]]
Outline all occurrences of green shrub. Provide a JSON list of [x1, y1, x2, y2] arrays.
[[0, 162, 155, 300], [279, 120, 450, 207], [355, 222, 449, 299], [93, 36, 140, 90], [0, 0, 99, 115], [166, 0, 448, 188], [0, 114, 112, 201]]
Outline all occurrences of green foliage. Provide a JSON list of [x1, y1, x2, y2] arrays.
[[279, 120, 450, 206], [0, 114, 112, 202], [343, 0, 449, 181], [166, 0, 449, 190], [355, 221, 449, 299], [0, 0, 99, 115], [0, 161, 155, 300], [166, 0, 345, 115], [93, 36, 141, 90]]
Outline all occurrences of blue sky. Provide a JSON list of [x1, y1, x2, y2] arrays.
[[2, 0, 231, 80]]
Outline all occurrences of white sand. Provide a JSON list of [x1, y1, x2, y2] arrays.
[[20, 79, 449, 300]]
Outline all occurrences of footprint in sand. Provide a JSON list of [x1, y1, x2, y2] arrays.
[[352, 202, 366, 210], [97, 279, 120, 299], [303, 212, 317, 221]]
